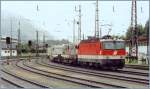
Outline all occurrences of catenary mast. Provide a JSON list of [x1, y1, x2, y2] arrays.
[[95, 0, 101, 38], [129, 0, 138, 59]]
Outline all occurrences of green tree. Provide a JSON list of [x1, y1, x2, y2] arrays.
[[126, 24, 144, 40], [144, 20, 149, 38], [126, 26, 132, 40]]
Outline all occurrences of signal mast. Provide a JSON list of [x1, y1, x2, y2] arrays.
[[77, 5, 82, 42]]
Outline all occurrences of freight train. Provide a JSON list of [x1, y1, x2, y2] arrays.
[[49, 35, 126, 70]]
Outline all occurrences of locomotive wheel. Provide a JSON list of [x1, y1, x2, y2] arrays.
[[80, 62, 84, 66], [83, 62, 86, 66], [94, 63, 100, 68], [85, 62, 89, 66]]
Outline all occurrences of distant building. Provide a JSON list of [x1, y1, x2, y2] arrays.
[[1, 37, 18, 57]]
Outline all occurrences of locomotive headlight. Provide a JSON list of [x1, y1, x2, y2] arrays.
[[99, 51, 102, 55]]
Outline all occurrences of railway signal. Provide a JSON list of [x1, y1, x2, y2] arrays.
[[28, 40, 32, 62], [45, 44, 48, 48], [6, 37, 11, 65], [6, 37, 11, 44], [28, 40, 32, 47]]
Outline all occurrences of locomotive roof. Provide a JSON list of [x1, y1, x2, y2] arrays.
[[80, 38, 99, 43], [100, 39, 124, 42], [80, 35, 124, 44]]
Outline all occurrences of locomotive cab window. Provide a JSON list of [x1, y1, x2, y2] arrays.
[[115, 41, 125, 49], [102, 41, 125, 50], [103, 42, 114, 49]]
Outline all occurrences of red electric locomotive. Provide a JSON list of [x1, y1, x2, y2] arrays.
[[50, 35, 126, 70], [76, 35, 126, 69]]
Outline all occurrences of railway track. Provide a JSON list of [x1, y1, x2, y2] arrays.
[[1, 63, 49, 88], [1, 61, 88, 88], [0, 60, 23, 88], [117, 68, 148, 76], [0, 77, 23, 88], [37, 58, 149, 84], [45, 58, 149, 80], [0, 78, 22, 88], [125, 64, 149, 70], [46, 58, 149, 76], [23, 58, 148, 88], [1, 61, 47, 88], [42, 58, 149, 77], [1, 71, 43, 88], [19, 60, 125, 88]]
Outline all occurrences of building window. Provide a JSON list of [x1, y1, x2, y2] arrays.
[[8, 51, 9, 53], [5, 51, 7, 53], [13, 51, 15, 53]]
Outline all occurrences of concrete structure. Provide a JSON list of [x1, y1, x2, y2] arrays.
[[1, 48, 17, 57], [1, 38, 17, 57]]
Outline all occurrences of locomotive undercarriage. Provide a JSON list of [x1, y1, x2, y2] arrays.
[[77, 59, 125, 69]]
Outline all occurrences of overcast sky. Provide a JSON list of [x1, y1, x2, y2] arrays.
[[1, 1, 149, 42]]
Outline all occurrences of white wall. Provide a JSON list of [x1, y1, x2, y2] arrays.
[[1, 50, 17, 57]]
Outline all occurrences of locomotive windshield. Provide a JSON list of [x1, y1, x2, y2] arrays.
[[102, 41, 125, 50]]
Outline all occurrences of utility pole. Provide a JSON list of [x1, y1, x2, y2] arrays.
[[17, 20, 21, 58], [73, 19, 75, 44], [82, 33, 84, 40], [0, 18, 1, 60], [147, 21, 149, 64], [43, 33, 45, 52], [95, 6, 96, 37], [36, 4, 39, 57], [129, 0, 138, 59], [36, 30, 39, 57], [10, 18, 13, 59], [95, 0, 100, 38]]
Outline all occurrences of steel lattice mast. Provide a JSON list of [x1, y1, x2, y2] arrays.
[[73, 19, 75, 44], [0, 18, 1, 60], [95, 0, 100, 38], [10, 18, 13, 59], [36, 30, 39, 56], [129, 0, 138, 59], [36, 4, 39, 57], [78, 5, 81, 42], [43, 33, 45, 51]]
